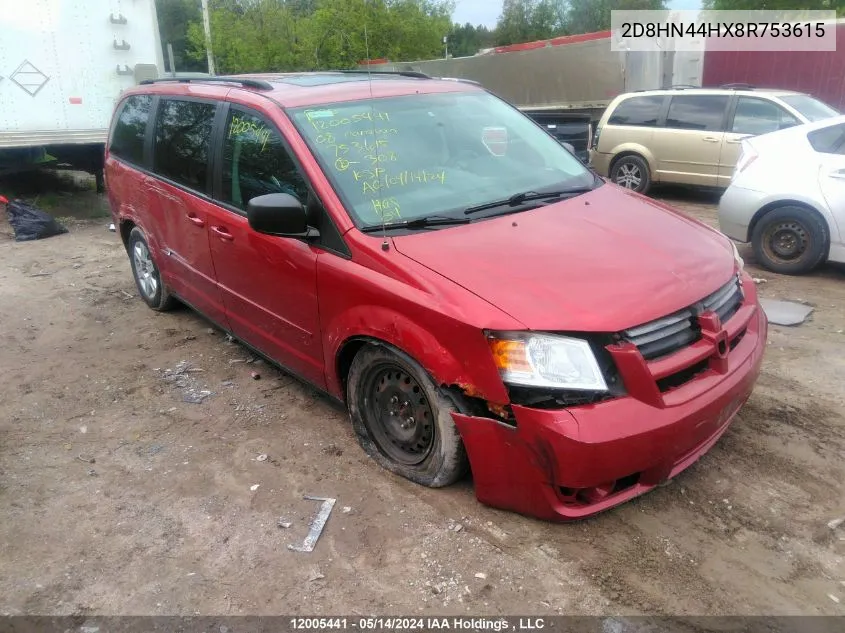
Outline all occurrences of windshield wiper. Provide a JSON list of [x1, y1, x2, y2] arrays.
[[464, 185, 596, 215], [359, 215, 470, 233]]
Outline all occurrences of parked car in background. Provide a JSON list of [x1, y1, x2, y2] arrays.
[[590, 87, 839, 194], [719, 115, 845, 275], [106, 72, 766, 521]]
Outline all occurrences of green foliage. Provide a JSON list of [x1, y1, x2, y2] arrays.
[[702, 0, 845, 14], [155, 0, 206, 72], [495, 0, 567, 46], [565, 0, 668, 36], [158, 0, 679, 74], [181, 0, 453, 73], [448, 23, 496, 57]]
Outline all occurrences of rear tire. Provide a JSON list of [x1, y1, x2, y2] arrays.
[[610, 154, 651, 194], [751, 206, 828, 275], [127, 227, 176, 311], [346, 344, 469, 488]]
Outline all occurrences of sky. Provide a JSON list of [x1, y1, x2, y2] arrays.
[[452, 0, 703, 29]]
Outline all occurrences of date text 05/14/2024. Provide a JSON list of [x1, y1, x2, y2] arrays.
[[289, 618, 547, 631]]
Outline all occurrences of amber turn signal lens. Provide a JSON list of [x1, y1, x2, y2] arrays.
[[488, 338, 532, 374]]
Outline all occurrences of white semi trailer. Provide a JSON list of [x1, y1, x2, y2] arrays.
[[0, 0, 164, 188]]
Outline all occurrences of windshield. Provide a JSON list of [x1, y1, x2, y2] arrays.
[[779, 95, 839, 122], [289, 92, 594, 228]]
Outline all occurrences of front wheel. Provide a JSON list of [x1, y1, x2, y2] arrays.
[[751, 206, 829, 275], [610, 154, 651, 194], [346, 344, 469, 488]]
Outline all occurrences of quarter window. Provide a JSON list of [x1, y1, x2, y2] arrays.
[[731, 97, 799, 135], [607, 96, 664, 127], [110, 95, 153, 164], [665, 95, 729, 131], [153, 99, 217, 192], [808, 123, 845, 155], [221, 109, 308, 210]]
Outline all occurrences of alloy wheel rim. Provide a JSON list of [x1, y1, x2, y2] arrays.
[[133, 241, 158, 299], [615, 163, 642, 189]]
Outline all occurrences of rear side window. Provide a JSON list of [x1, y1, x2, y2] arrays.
[[807, 123, 845, 154], [110, 95, 153, 164], [665, 95, 729, 131], [731, 97, 799, 135], [607, 96, 663, 127], [221, 108, 308, 210], [153, 99, 217, 191]]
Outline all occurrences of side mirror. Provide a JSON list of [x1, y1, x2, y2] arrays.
[[246, 193, 316, 238]]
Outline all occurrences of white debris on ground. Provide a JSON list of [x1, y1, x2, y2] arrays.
[[159, 360, 214, 404]]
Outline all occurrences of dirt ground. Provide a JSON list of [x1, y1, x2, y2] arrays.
[[0, 178, 844, 617]]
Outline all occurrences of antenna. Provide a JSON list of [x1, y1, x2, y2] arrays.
[[363, 7, 389, 251]]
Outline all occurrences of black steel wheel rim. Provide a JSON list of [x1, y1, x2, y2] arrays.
[[361, 363, 436, 466], [763, 220, 809, 262]]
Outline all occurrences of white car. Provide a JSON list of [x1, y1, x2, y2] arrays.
[[719, 115, 845, 274]]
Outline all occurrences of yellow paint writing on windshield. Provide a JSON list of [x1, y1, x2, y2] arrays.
[[345, 128, 399, 138], [359, 169, 446, 194], [305, 110, 391, 131], [229, 115, 273, 152], [371, 197, 401, 222]]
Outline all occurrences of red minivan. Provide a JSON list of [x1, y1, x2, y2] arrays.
[[105, 72, 767, 521]]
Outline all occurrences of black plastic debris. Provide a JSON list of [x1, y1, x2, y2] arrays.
[[1, 196, 69, 242]]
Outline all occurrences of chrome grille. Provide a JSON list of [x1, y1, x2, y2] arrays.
[[622, 276, 743, 360]]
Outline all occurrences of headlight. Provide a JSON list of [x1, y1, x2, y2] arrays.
[[487, 332, 608, 391], [730, 240, 745, 273]]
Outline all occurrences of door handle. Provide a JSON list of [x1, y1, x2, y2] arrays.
[[703, 136, 720, 143], [828, 169, 845, 180], [726, 135, 751, 144], [186, 212, 205, 227], [211, 225, 234, 241]]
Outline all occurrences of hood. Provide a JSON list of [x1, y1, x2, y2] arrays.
[[392, 185, 736, 332]]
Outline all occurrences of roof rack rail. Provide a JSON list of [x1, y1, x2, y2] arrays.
[[336, 69, 431, 79], [670, 84, 700, 89], [436, 76, 482, 86], [139, 76, 274, 90], [720, 83, 756, 90]]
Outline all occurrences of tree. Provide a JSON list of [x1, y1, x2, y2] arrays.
[[184, 0, 455, 73], [155, 0, 206, 72], [702, 0, 845, 14], [187, 0, 304, 73], [566, 0, 668, 36], [495, 0, 567, 45], [449, 22, 495, 57]]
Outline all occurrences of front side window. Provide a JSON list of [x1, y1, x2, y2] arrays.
[[153, 99, 217, 192], [808, 123, 845, 155], [221, 108, 308, 210], [289, 92, 595, 228], [110, 95, 153, 164], [607, 96, 664, 127], [732, 97, 799, 135], [665, 95, 729, 131]]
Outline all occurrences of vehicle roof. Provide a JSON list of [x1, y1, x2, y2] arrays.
[[617, 87, 805, 98], [126, 72, 482, 108]]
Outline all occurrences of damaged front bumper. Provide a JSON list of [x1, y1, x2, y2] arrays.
[[452, 296, 767, 522]]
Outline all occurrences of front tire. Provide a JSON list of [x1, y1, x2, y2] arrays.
[[610, 154, 651, 194], [751, 206, 828, 275], [127, 227, 176, 311], [347, 344, 469, 488]]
